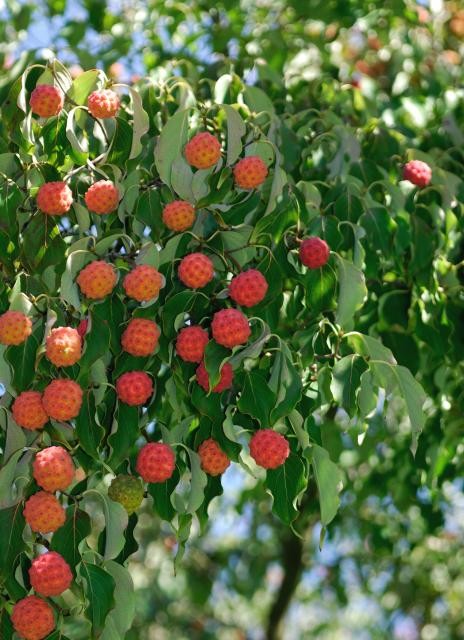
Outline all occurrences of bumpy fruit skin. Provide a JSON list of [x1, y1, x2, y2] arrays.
[[402, 160, 432, 187], [77, 318, 88, 338], [85, 180, 119, 214], [33, 446, 75, 492], [178, 253, 214, 289], [24, 492, 66, 533], [30, 84, 64, 118], [196, 361, 233, 393], [121, 318, 160, 357], [162, 200, 196, 232], [45, 327, 82, 367], [87, 89, 120, 118], [0, 311, 32, 345], [76, 260, 117, 299], [299, 237, 330, 269], [29, 551, 72, 597], [108, 475, 144, 514], [42, 379, 83, 421], [136, 442, 175, 482], [11, 595, 55, 640], [184, 132, 221, 169], [229, 269, 268, 307], [233, 156, 268, 190], [176, 326, 209, 363], [12, 392, 48, 430], [123, 265, 164, 302], [211, 309, 251, 348], [37, 181, 73, 216], [249, 429, 290, 469], [116, 371, 153, 406], [198, 438, 230, 476]]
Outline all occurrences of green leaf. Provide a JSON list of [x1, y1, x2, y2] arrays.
[[50, 505, 91, 572], [344, 332, 397, 364], [148, 469, 180, 522], [74, 390, 105, 460], [223, 104, 246, 165], [204, 341, 230, 390], [100, 561, 135, 639], [185, 448, 208, 514], [0, 449, 24, 508], [106, 117, 133, 165], [237, 371, 276, 428], [80, 562, 116, 635], [154, 109, 190, 187], [310, 444, 343, 526], [305, 264, 337, 314], [5, 331, 39, 392], [330, 354, 368, 415], [269, 344, 302, 423], [265, 453, 306, 524], [334, 255, 367, 328], [60, 250, 94, 309], [0, 504, 27, 579], [108, 404, 139, 470], [83, 489, 128, 560]]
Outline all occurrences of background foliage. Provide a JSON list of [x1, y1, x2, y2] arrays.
[[1, 1, 464, 639]]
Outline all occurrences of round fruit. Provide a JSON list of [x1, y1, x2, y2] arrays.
[[233, 156, 268, 190], [402, 160, 432, 188], [45, 327, 82, 367], [87, 89, 120, 118], [36, 181, 73, 216], [184, 132, 221, 169], [42, 379, 83, 421], [33, 446, 75, 493], [30, 84, 64, 118], [84, 180, 119, 214], [178, 253, 214, 289], [29, 551, 72, 597], [198, 438, 230, 476], [299, 237, 330, 269], [229, 269, 268, 307], [12, 391, 49, 431], [211, 308, 251, 348], [116, 371, 153, 406], [136, 442, 176, 483], [108, 475, 144, 514], [121, 318, 160, 357], [196, 361, 233, 393], [76, 260, 117, 300], [175, 326, 209, 363], [123, 265, 164, 302], [249, 429, 290, 469], [162, 200, 196, 232], [11, 595, 55, 640], [23, 491, 66, 533], [0, 311, 32, 345]]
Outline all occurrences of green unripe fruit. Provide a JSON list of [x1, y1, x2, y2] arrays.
[[108, 475, 144, 515]]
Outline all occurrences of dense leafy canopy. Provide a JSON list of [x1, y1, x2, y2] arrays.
[[1, 1, 464, 639]]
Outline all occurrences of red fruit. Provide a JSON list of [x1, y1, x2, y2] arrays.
[[299, 237, 330, 269], [23, 491, 66, 533], [229, 269, 268, 307], [249, 429, 290, 469], [85, 180, 119, 214], [76, 260, 117, 300], [42, 379, 83, 421], [77, 318, 88, 338], [46, 327, 82, 367], [33, 446, 74, 492], [198, 438, 230, 476], [176, 326, 209, 363], [178, 253, 214, 289], [87, 89, 120, 119], [184, 132, 221, 169], [136, 442, 175, 482], [0, 311, 32, 345], [11, 595, 55, 640], [29, 551, 72, 597], [123, 265, 164, 301], [36, 181, 73, 216], [402, 160, 432, 188], [233, 156, 268, 190], [12, 391, 49, 431], [196, 361, 233, 393], [116, 371, 153, 406], [30, 84, 64, 118], [211, 309, 251, 348], [121, 318, 160, 357], [162, 200, 196, 232]]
